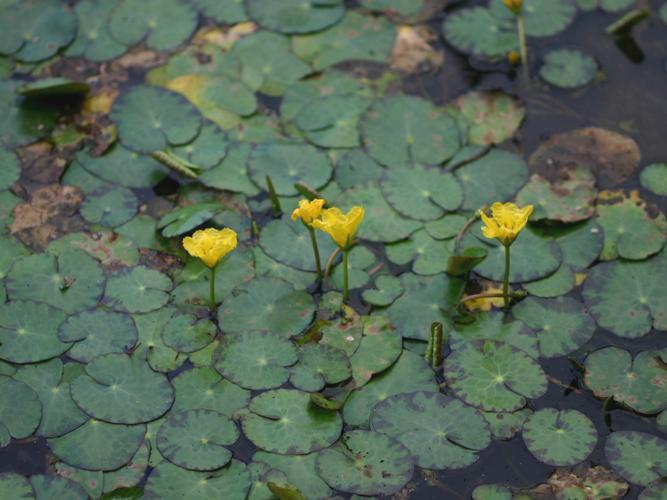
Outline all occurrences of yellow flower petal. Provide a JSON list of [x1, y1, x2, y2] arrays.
[[479, 202, 533, 246], [291, 198, 325, 225], [182, 227, 237, 268], [312, 206, 365, 249]]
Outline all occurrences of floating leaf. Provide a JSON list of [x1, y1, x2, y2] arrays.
[[171, 123, 229, 170], [539, 49, 598, 88], [290, 344, 351, 392], [0, 148, 20, 191], [442, 7, 517, 59], [246, 0, 344, 34], [172, 367, 250, 416], [472, 484, 513, 500], [81, 187, 138, 228], [192, 0, 248, 23], [101, 442, 149, 493], [605, 431, 667, 486], [315, 430, 414, 495], [349, 316, 402, 387], [451, 91, 525, 146], [584, 347, 667, 414], [489, 0, 576, 37], [73, 147, 165, 190], [199, 143, 260, 196], [31, 474, 87, 500], [444, 340, 548, 412], [577, 0, 634, 12], [104, 266, 172, 314], [0, 473, 34, 498], [482, 408, 532, 440], [253, 452, 332, 500], [640, 163, 667, 196], [161, 311, 216, 354], [371, 391, 491, 469], [157, 203, 220, 238], [0, 376, 41, 440], [66, 0, 127, 61], [0, 80, 59, 147], [132, 309, 187, 374], [522, 408, 597, 466], [386, 229, 454, 276], [362, 274, 403, 306], [242, 389, 342, 454], [18, 78, 89, 98]]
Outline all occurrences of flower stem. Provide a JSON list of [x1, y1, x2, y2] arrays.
[[209, 266, 217, 313], [503, 244, 511, 310], [307, 225, 322, 278], [517, 14, 529, 78], [342, 249, 350, 304]]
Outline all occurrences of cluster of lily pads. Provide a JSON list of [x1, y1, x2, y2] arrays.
[[0, 0, 666, 499]]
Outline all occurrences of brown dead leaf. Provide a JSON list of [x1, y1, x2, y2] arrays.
[[547, 465, 629, 500], [192, 22, 257, 50], [390, 25, 443, 73], [529, 127, 640, 188], [15, 142, 72, 186], [10, 185, 86, 249], [113, 49, 167, 70]]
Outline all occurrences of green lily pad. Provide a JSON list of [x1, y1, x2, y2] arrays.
[[13, 360, 88, 438], [522, 408, 597, 466], [109, 0, 197, 51], [80, 187, 138, 228], [73, 147, 165, 190], [539, 49, 598, 88], [425, 214, 467, 240], [161, 311, 216, 353], [49, 419, 146, 471], [371, 391, 491, 469], [640, 483, 667, 500], [0, 473, 34, 499], [246, 0, 344, 34], [217, 277, 314, 337], [315, 430, 413, 495], [0, 148, 19, 190], [444, 340, 548, 412], [111, 85, 202, 154], [242, 389, 342, 454], [18, 78, 89, 98], [57, 310, 137, 363], [104, 266, 172, 314], [330, 245, 377, 291], [145, 460, 251, 500], [291, 12, 395, 70], [48, 230, 139, 268], [171, 123, 228, 170], [30, 475, 87, 500], [640, 163, 667, 196], [157, 203, 220, 238], [66, 0, 127, 61], [381, 164, 462, 221], [0, 0, 77, 62], [513, 297, 596, 358], [0, 376, 41, 440], [199, 143, 260, 196], [192, 0, 248, 22], [249, 142, 333, 196], [172, 367, 250, 416], [472, 484, 513, 500], [452, 91, 525, 146], [360, 0, 432, 19], [0, 301, 69, 363], [583, 254, 667, 338], [7, 250, 105, 314], [386, 229, 454, 276], [0, 191, 19, 231], [349, 316, 402, 387], [215, 331, 297, 390], [0, 80, 59, 147], [157, 409, 238, 471], [361, 96, 460, 167], [442, 7, 517, 59], [132, 309, 187, 373], [489, 0, 576, 37], [253, 452, 331, 500], [335, 184, 421, 243], [482, 408, 532, 440], [71, 353, 174, 424], [584, 347, 667, 414], [101, 441, 149, 493], [290, 343, 351, 392], [596, 190, 666, 261], [53, 462, 103, 498], [228, 31, 311, 96], [384, 272, 464, 340], [577, 0, 634, 11], [605, 431, 667, 486], [362, 274, 403, 306], [454, 148, 529, 211], [343, 350, 437, 426]]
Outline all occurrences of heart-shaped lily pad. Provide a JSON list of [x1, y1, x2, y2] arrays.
[[482, 408, 532, 440], [605, 431, 667, 486], [584, 347, 667, 414], [66, 0, 127, 61], [80, 186, 138, 228], [640, 163, 667, 196], [451, 91, 525, 146], [101, 441, 149, 493], [132, 309, 187, 374], [157, 409, 239, 471], [0, 473, 34, 499], [444, 340, 548, 412], [161, 311, 216, 353], [371, 391, 491, 470], [242, 389, 342, 454], [522, 408, 597, 466], [539, 49, 598, 88], [315, 430, 414, 495], [362, 274, 403, 306], [172, 367, 250, 416], [246, 0, 345, 34], [0, 80, 59, 147], [71, 353, 174, 424], [30, 474, 87, 500], [349, 316, 402, 387], [386, 229, 454, 276], [252, 451, 331, 499], [290, 343, 351, 392], [489, 0, 576, 37], [442, 7, 517, 59], [199, 143, 260, 196], [171, 123, 228, 170], [192, 0, 248, 22], [104, 266, 172, 314], [0, 375, 41, 440], [0, 148, 19, 191], [74, 147, 165, 190]]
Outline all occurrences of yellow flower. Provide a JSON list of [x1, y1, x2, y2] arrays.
[[503, 0, 522, 15], [479, 202, 533, 246], [291, 198, 325, 225], [312, 206, 364, 249], [182, 228, 237, 268]]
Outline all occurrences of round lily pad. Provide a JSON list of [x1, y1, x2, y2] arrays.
[[101, 441, 149, 493], [482, 408, 532, 441], [242, 389, 342, 455], [104, 266, 172, 314], [58, 310, 137, 363], [361, 96, 460, 167], [199, 143, 260, 196], [0, 473, 34, 499], [316, 430, 414, 495], [290, 343, 351, 392], [362, 274, 403, 306], [472, 484, 513, 500], [252, 451, 332, 499], [540, 49, 598, 88], [66, 0, 127, 61], [71, 353, 174, 424], [7, 250, 105, 314], [172, 367, 250, 416], [0, 0, 77, 62], [157, 203, 220, 238], [513, 297, 596, 358], [0, 148, 19, 190], [442, 7, 517, 59], [584, 347, 667, 414], [583, 255, 667, 338], [444, 340, 548, 412], [349, 316, 402, 387], [48, 419, 146, 471], [489, 0, 576, 37], [381, 164, 463, 221], [605, 431, 667, 486], [249, 142, 333, 196], [0, 80, 59, 147], [217, 277, 314, 337], [80, 186, 138, 228], [452, 91, 525, 146], [522, 408, 597, 466], [0, 376, 41, 440], [161, 311, 216, 353], [386, 229, 454, 276], [171, 123, 228, 170], [111, 85, 202, 154], [640, 163, 667, 196], [30, 474, 87, 500], [215, 331, 297, 390], [371, 391, 491, 470], [74, 147, 165, 190], [132, 309, 187, 374], [192, 0, 248, 23], [157, 409, 239, 471], [109, 0, 197, 51], [295, 94, 370, 148], [246, 0, 345, 34]]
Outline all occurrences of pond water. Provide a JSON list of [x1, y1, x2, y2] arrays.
[[0, 0, 666, 499]]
